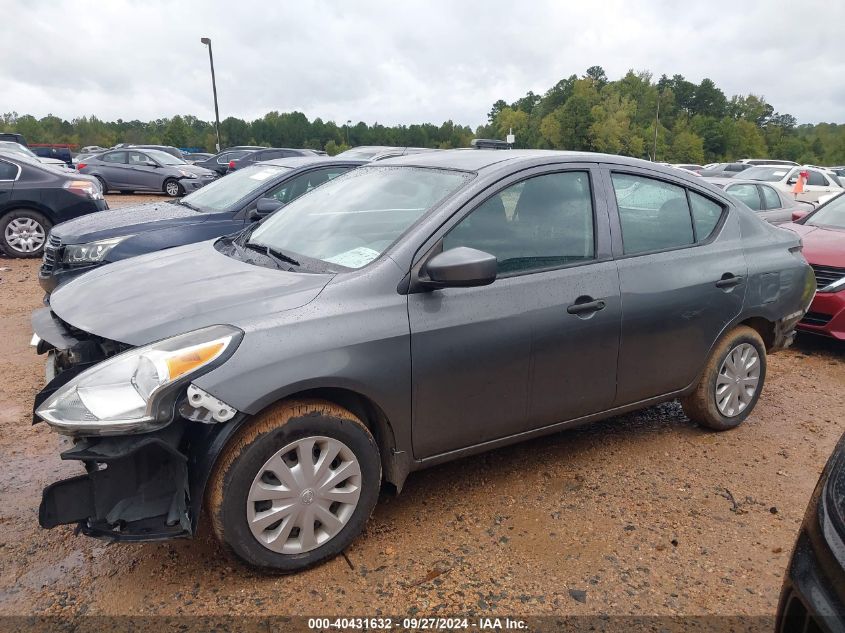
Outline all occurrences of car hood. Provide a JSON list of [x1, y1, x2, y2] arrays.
[[49, 240, 333, 345], [782, 223, 845, 268], [177, 164, 215, 176], [51, 201, 212, 243]]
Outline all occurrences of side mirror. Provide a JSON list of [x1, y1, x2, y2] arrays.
[[144, 161, 158, 167], [791, 209, 809, 222], [786, 176, 798, 185], [424, 247, 497, 289], [248, 197, 284, 220]]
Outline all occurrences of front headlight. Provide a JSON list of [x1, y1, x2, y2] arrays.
[[178, 169, 196, 178], [36, 325, 243, 436], [63, 236, 132, 266]]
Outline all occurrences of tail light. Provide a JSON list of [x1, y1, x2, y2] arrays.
[[63, 179, 102, 199], [228, 161, 236, 170], [77, 163, 87, 170]]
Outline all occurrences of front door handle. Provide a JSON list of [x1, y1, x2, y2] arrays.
[[566, 297, 606, 315], [715, 274, 744, 289]]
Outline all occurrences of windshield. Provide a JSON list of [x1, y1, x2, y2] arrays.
[[248, 166, 472, 269], [144, 149, 186, 165], [807, 194, 845, 229], [182, 164, 290, 212], [0, 141, 36, 157], [741, 166, 792, 182]]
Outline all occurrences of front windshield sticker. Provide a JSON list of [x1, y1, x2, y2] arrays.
[[249, 169, 277, 181], [773, 170, 788, 177], [325, 247, 381, 268]]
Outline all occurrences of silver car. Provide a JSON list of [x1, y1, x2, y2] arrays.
[[705, 177, 815, 224], [78, 148, 216, 197]]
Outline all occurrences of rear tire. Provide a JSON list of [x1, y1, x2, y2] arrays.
[[163, 178, 182, 197], [95, 176, 109, 194], [206, 399, 381, 573], [0, 210, 51, 258], [681, 325, 766, 431]]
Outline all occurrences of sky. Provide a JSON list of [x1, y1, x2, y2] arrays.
[[4, 0, 844, 128]]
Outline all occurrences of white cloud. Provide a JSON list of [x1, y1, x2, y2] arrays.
[[3, 0, 843, 126]]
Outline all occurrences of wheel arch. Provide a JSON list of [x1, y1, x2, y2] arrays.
[[0, 202, 57, 225]]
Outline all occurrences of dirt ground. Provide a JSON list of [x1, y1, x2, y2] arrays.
[[0, 194, 844, 618]]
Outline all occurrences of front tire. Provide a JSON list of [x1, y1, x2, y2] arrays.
[[0, 210, 51, 258], [163, 178, 182, 197], [206, 399, 381, 573], [681, 325, 767, 431]]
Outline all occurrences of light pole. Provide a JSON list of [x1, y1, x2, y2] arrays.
[[200, 37, 221, 152], [346, 120, 351, 147]]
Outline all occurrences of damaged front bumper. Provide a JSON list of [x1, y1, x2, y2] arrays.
[[32, 309, 246, 542]]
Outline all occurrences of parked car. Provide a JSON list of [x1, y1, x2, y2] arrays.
[[698, 162, 751, 178], [776, 431, 845, 633], [782, 194, 845, 339], [78, 148, 216, 196], [39, 157, 364, 295], [32, 150, 814, 573], [183, 152, 214, 164], [30, 145, 74, 167], [190, 147, 266, 176], [0, 141, 71, 170], [739, 165, 843, 203], [737, 158, 799, 167], [226, 148, 321, 173], [0, 153, 105, 258], [704, 178, 814, 224], [79, 146, 107, 154]]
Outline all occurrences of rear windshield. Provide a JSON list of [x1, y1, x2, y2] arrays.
[[806, 194, 845, 230]]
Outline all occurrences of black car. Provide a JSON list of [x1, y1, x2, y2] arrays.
[[0, 153, 106, 258], [227, 148, 320, 173], [30, 146, 74, 167], [191, 147, 266, 176], [777, 431, 845, 633], [39, 157, 364, 294]]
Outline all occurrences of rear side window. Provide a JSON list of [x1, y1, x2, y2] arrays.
[[102, 152, 126, 163], [443, 171, 595, 274], [611, 174, 693, 254], [726, 183, 761, 210], [688, 191, 723, 240], [806, 170, 827, 186], [0, 160, 17, 180], [760, 185, 781, 209]]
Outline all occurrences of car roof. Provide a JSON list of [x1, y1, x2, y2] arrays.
[[375, 148, 696, 176], [258, 156, 368, 169]]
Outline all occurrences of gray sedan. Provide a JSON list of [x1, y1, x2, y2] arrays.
[[33, 150, 814, 573], [78, 148, 216, 197], [704, 177, 815, 224]]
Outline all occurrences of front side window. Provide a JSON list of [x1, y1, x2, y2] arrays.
[[612, 174, 693, 254], [143, 149, 185, 166], [806, 170, 827, 187], [128, 151, 152, 166], [443, 171, 595, 275], [726, 183, 761, 210], [760, 185, 781, 209], [102, 151, 127, 164], [249, 166, 471, 269], [266, 167, 351, 205]]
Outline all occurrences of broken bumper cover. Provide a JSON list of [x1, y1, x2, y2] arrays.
[[39, 425, 192, 540]]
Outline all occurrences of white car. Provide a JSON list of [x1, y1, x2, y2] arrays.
[[738, 164, 843, 203], [0, 141, 70, 170]]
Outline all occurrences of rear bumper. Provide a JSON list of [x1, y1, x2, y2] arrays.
[[797, 291, 845, 340]]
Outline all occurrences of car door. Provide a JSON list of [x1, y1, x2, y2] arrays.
[[98, 151, 128, 187], [408, 166, 620, 459], [127, 151, 162, 191], [605, 167, 747, 405]]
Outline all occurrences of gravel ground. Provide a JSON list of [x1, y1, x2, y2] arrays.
[[0, 196, 843, 618]]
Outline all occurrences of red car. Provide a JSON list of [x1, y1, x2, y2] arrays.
[[783, 194, 845, 339]]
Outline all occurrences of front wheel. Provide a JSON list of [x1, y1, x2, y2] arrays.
[[206, 400, 381, 573], [681, 325, 767, 431], [0, 210, 51, 258], [163, 178, 182, 197]]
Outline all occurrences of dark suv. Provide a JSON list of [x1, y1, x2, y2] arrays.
[[32, 150, 814, 573]]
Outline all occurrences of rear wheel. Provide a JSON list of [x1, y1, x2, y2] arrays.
[[0, 210, 51, 258], [681, 325, 766, 431], [95, 176, 109, 194], [206, 399, 381, 573], [163, 178, 182, 197]]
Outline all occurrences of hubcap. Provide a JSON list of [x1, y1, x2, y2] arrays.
[[166, 182, 179, 196], [247, 436, 362, 554], [715, 342, 761, 417], [5, 218, 45, 253]]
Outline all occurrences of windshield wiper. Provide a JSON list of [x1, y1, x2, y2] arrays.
[[244, 241, 300, 267], [178, 199, 202, 212]]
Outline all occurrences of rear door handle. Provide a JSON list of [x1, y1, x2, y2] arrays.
[[566, 298, 606, 315], [715, 274, 744, 289]]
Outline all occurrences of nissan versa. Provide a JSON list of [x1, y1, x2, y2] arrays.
[[31, 150, 815, 573]]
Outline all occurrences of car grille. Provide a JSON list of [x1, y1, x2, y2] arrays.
[[800, 311, 833, 327], [40, 234, 62, 276], [811, 264, 845, 291]]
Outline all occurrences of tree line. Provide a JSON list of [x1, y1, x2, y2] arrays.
[[3, 65, 844, 164]]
